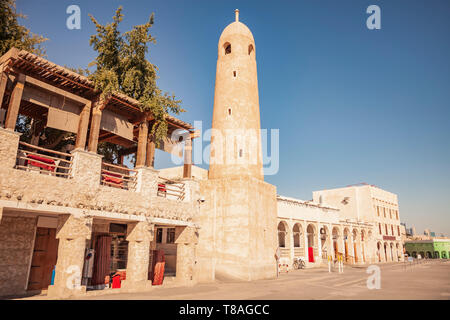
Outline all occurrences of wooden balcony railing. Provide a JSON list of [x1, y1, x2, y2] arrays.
[[101, 162, 137, 191], [15, 141, 73, 178], [157, 177, 185, 201]]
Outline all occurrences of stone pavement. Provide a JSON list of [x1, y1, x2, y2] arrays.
[[17, 260, 450, 300]]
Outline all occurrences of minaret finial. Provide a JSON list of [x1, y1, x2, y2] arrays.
[[235, 9, 239, 22]]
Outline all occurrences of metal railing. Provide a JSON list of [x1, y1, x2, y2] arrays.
[[101, 162, 137, 191], [157, 177, 185, 201], [15, 141, 73, 178]]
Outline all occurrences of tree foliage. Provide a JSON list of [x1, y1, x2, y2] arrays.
[[0, 0, 48, 56], [88, 6, 184, 146]]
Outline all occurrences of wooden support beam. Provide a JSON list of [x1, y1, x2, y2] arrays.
[[4, 73, 25, 130], [87, 97, 106, 153], [136, 120, 148, 167], [24, 75, 90, 105], [75, 101, 92, 150], [146, 134, 156, 168], [183, 135, 192, 178]]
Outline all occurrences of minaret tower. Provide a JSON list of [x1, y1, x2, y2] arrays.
[[196, 10, 278, 283], [209, 9, 263, 180]]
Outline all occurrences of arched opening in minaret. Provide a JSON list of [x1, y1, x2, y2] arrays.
[[248, 44, 254, 55], [224, 42, 231, 55]]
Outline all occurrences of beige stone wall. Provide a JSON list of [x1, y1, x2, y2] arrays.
[[0, 216, 36, 296], [195, 176, 277, 282], [158, 165, 208, 181]]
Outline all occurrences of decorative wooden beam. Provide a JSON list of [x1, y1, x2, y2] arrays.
[[4, 73, 25, 130], [136, 120, 148, 167]]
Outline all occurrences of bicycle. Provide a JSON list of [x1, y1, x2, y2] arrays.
[[292, 257, 306, 270]]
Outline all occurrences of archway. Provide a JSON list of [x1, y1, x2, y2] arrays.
[[320, 226, 329, 260], [426, 251, 432, 259], [390, 243, 394, 261], [441, 251, 447, 259], [434, 251, 440, 259], [292, 223, 304, 257], [277, 221, 288, 248], [306, 224, 316, 263], [384, 243, 388, 261], [352, 229, 359, 263], [360, 230, 366, 263], [332, 227, 340, 259], [343, 228, 350, 262], [412, 251, 417, 258], [419, 251, 425, 259]]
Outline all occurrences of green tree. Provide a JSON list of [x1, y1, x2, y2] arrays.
[[0, 0, 48, 56], [88, 6, 184, 147]]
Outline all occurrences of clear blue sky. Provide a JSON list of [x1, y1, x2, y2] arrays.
[[16, 0, 450, 236]]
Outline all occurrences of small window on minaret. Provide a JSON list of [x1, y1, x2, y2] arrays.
[[228, 108, 232, 116], [233, 71, 236, 77], [239, 149, 243, 157], [224, 43, 231, 55], [248, 44, 254, 55]]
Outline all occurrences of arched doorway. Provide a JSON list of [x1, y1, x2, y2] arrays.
[[277, 221, 287, 248], [396, 243, 400, 261], [384, 243, 388, 261], [441, 251, 447, 259], [352, 229, 359, 263], [343, 228, 350, 262], [360, 230, 366, 263], [419, 251, 425, 259], [320, 226, 329, 260], [390, 243, 394, 261], [332, 227, 340, 259], [306, 224, 316, 263], [426, 251, 432, 259], [412, 251, 417, 258], [377, 242, 382, 262], [292, 223, 304, 258], [434, 251, 440, 259]]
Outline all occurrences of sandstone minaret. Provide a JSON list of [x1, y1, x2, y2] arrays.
[[196, 10, 277, 283], [208, 9, 263, 180]]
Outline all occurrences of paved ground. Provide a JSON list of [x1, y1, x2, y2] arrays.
[[21, 260, 450, 300]]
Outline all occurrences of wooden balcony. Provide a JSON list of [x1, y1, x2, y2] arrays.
[[101, 162, 137, 191], [15, 141, 73, 178], [157, 177, 185, 201]]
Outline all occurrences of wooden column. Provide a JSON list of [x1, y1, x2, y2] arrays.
[[183, 134, 192, 178], [87, 97, 106, 153], [0, 68, 8, 109], [136, 120, 148, 167], [4, 73, 25, 130], [146, 133, 156, 168], [75, 102, 91, 150]]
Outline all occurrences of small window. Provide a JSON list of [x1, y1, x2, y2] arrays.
[[239, 149, 243, 157], [166, 228, 175, 244], [224, 43, 231, 55], [228, 108, 232, 116], [233, 71, 236, 77], [156, 228, 163, 243], [248, 44, 254, 55]]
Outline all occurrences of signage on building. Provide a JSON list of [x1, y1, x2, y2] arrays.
[[383, 236, 396, 241]]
